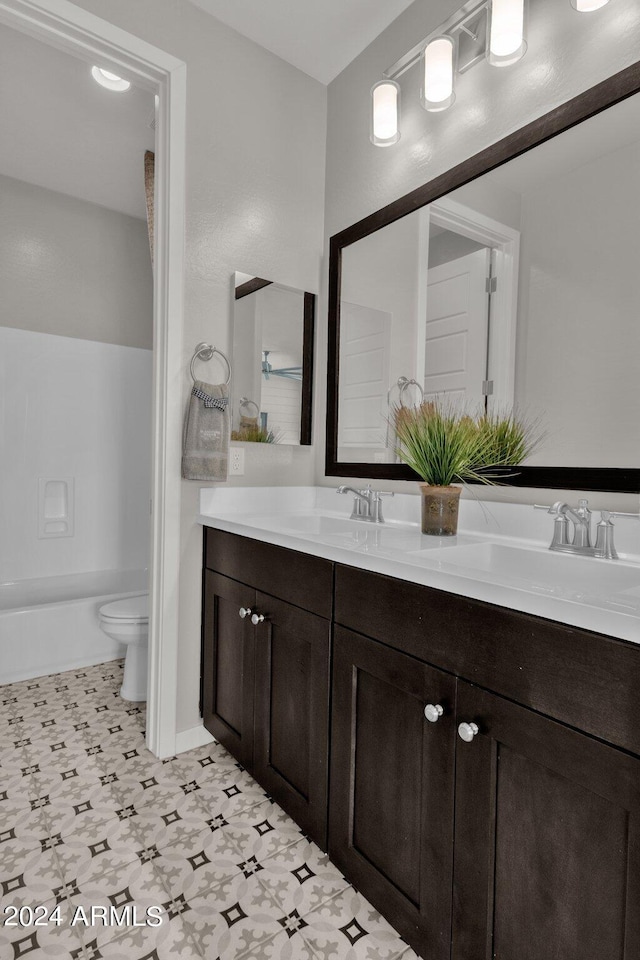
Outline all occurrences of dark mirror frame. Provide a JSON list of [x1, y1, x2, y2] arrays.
[[326, 61, 640, 492]]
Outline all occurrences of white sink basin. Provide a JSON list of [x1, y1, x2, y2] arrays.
[[409, 541, 640, 601], [240, 513, 430, 553]]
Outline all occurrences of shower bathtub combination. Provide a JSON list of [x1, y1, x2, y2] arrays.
[[0, 569, 148, 685]]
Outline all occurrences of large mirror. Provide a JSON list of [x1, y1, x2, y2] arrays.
[[327, 63, 640, 491], [232, 273, 315, 445]]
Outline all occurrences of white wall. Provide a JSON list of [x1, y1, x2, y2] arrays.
[[0, 327, 151, 583], [516, 139, 640, 467], [0, 175, 153, 349], [318, 0, 640, 507], [56, 0, 327, 734]]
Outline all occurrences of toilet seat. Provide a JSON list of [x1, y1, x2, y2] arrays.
[[99, 594, 148, 624]]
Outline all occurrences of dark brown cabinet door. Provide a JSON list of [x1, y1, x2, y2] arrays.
[[453, 681, 640, 960], [330, 626, 457, 960], [202, 571, 256, 769], [253, 592, 331, 850]]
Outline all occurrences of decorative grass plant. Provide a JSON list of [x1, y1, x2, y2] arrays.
[[393, 400, 539, 485], [231, 424, 280, 443], [392, 399, 541, 534]]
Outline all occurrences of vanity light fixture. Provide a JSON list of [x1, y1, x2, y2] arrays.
[[421, 37, 456, 112], [370, 80, 401, 146], [91, 66, 131, 92], [371, 0, 553, 146], [487, 0, 527, 67], [571, 0, 609, 10]]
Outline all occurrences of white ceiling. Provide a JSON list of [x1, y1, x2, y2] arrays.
[[0, 26, 155, 219], [188, 0, 416, 84]]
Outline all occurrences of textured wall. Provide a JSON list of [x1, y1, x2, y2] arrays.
[[0, 175, 153, 349], [318, 0, 640, 507]]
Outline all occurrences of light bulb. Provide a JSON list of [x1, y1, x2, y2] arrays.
[[571, 0, 609, 10], [422, 37, 456, 112], [371, 81, 400, 147], [488, 0, 527, 67], [91, 66, 131, 92]]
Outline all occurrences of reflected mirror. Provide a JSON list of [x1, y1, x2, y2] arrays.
[[232, 274, 315, 445], [327, 65, 640, 491]]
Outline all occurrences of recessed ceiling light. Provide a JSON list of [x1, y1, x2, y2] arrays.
[[91, 66, 131, 92]]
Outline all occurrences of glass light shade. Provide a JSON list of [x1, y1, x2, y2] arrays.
[[421, 37, 456, 112], [91, 66, 131, 92], [371, 80, 400, 147], [571, 0, 609, 9], [488, 0, 527, 67]]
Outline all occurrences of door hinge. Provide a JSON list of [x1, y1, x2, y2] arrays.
[[482, 380, 494, 396], [486, 276, 497, 294]]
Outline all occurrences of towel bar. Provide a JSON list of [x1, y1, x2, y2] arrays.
[[190, 342, 232, 385]]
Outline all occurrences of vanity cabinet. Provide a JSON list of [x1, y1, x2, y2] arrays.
[[333, 563, 640, 960], [202, 529, 640, 960], [330, 626, 456, 960], [453, 681, 640, 960], [202, 530, 332, 847]]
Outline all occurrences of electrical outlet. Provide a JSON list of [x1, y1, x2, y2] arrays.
[[230, 446, 245, 476]]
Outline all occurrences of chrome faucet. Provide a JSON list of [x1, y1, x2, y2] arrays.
[[534, 499, 639, 559], [337, 484, 394, 523]]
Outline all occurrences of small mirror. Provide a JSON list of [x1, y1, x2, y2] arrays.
[[232, 274, 315, 445]]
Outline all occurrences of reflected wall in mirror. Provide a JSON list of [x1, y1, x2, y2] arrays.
[[327, 62, 640, 491], [232, 273, 315, 445]]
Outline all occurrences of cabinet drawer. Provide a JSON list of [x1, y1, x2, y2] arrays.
[[204, 528, 332, 618], [335, 563, 640, 757]]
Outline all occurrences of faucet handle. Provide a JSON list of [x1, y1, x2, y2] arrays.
[[374, 491, 395, 499], [593, 511, 639, 560], [533, 502, 566, 514]]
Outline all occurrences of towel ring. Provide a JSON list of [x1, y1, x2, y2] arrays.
[[190, 342, 231, 385], [239, 397, 259, 417], [398, 377, 424, 408]]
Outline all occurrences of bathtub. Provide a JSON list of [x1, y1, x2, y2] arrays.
[[0, 569, 148, 685]]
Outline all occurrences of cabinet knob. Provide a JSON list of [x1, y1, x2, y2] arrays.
[[424, 703, 444, 723], [251, 613, 265, 625], [238, 607, 252, 619], [458, 722, 479, 743]]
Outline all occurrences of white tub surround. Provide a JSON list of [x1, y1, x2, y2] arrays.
[[199, 486, 640, 645], [0, 569, 148, 685], [0, 327, 152, 584]]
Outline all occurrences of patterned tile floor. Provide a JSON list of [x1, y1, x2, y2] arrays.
[[0, 660, 421, 960]]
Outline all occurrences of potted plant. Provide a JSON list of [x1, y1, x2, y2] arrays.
[[393, 400, 540, 536]]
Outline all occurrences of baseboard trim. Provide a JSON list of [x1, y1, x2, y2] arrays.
[[174, 722, 215, 755]]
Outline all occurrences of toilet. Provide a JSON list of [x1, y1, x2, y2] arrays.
[[98, 594, 149, 701]]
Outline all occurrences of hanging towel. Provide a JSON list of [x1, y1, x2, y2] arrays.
[[182, 379, 230, 480]]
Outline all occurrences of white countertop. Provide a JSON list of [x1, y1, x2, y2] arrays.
[[198, 486, 640, 646]]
